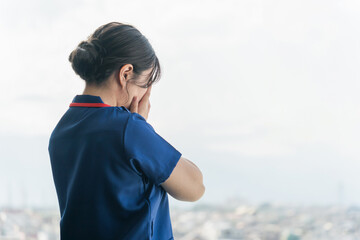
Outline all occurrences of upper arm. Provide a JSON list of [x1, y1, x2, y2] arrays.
[[124, 113, 183, 186], [123, 113, 205, 201], [160, 156, 205, 202]]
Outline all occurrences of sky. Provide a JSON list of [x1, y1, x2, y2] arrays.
[[0, 0, 359, 210]]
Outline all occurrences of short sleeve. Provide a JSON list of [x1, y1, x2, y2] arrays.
[[124, 113, 182, 186]]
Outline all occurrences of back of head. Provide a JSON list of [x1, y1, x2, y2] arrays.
[[68, 22, 161, 87]]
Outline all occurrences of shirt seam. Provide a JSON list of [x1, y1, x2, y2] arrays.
[[144, 195, 152, 239], [120, 110, 151, 239], [120, 108, 132, 161], [121, 110, 147, 193]]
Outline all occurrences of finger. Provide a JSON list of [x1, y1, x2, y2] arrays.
[[143, 85, 152, 99], [139, 86, 152, 104], [130, 96, 138, 113]]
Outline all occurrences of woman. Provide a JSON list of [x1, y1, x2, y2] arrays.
[[48, 22, 205, 240]]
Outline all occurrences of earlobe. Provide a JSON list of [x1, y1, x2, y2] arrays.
[[116, 70, 124, 89]]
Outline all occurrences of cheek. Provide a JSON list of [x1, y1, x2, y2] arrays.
[[128, 85, 144, 98]]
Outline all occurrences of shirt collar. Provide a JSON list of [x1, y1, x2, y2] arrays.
[[71, 94, 131, 113]]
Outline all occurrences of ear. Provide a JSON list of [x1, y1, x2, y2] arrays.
[[117, 64, 134, 89]]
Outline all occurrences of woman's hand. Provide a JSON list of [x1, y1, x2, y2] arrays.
[[129, 85, 152, 121]]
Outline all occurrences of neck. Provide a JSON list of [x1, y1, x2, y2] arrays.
[[82, 83, 120, 107]]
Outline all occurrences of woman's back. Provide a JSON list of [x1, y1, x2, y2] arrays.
[[48, 94, 182, 239]]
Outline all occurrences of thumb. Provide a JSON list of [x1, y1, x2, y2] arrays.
[[130, 96, 138, 113]]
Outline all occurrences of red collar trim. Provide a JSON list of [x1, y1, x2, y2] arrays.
[[69, 102, 112, 107]]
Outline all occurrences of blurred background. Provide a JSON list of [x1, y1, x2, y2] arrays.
[[1, 0, 360, 239]]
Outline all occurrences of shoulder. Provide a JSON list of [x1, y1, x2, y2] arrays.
[[85, 106, 132, 133], [100, 107, 155, 134], [125, 111, 155, 133], [113, 106, 147, 124]]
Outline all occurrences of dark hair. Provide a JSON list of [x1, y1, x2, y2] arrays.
[[68, 22, 161, 89]]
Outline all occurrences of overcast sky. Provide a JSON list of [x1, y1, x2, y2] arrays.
[[0, 0, 359, 209]]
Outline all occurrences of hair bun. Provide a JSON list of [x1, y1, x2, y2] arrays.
[[68, 39, 106, 82], [68, 22, 161, 86], [89, 38, 108, 61]]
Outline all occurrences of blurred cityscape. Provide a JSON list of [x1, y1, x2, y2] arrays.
[[1, 198, 360, 240]]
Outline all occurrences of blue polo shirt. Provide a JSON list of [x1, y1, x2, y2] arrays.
[[48, 94, 182, 240]]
